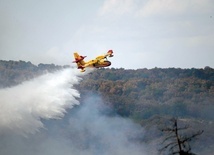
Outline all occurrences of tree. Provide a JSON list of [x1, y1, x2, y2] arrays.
[[160, 118, 203, 155]]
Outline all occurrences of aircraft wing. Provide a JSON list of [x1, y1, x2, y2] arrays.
[[95, 50, 114, 60]]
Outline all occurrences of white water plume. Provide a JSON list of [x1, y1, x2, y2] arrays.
[[0, 68, 82, 135]]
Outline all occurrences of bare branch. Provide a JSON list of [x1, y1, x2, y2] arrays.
[[161, 135, 177, 144], [160, 141, 177, 152], [181, 130, 204, 143], [159, 118, 204, 155]]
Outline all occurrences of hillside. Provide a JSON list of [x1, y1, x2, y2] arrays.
[[78, 67, 214, 120], [77, 67, 214, 154], [0, 60, 213, 154]]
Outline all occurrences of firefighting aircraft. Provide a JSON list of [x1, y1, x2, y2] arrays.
[[73, 50, 113, 72]]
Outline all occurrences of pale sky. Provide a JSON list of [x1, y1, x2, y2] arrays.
[[0, 0, 214, 69]]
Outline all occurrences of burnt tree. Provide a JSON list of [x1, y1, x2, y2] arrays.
[[160, 118, 203, 155]]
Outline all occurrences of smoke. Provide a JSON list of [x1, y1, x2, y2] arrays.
[[0, 94, 155, 155], [64, 96, 151, 155], [0, 68, 155, 155], [0, 68, 82, 135]]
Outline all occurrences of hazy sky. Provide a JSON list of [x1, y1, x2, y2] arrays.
[[1, 0, 214, 69]]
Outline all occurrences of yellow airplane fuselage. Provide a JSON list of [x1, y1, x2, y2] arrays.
[[86, 59, 111, 68]]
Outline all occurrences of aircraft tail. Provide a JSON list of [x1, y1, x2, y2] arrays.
[[73, 53, 86, 64], [73, 53, 86, 71]]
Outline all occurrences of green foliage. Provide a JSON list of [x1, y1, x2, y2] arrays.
[[79, 67, 214, 121]]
